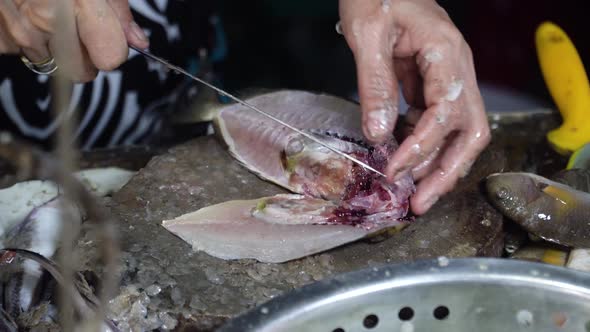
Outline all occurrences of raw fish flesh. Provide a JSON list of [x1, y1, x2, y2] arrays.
[[163, 90, 415, 263]]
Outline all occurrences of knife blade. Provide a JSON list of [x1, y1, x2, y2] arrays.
[[130, 46, 386, 177]]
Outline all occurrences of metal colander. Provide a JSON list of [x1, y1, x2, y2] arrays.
[[219, 258, 590, 332]]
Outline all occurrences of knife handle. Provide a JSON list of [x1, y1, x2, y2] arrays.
[[535, 21, 590, 155]]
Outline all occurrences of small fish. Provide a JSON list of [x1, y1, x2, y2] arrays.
[[486, 171, 590, 247], [510, 244, 569, 266], [163, 90, 415, 263], [0, 197, 77, 322], [0, 167, 134, 328]]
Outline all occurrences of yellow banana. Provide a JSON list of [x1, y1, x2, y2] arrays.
[[535, 21, 590, 155]]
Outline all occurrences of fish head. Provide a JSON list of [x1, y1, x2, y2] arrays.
[[280, 133, 414, 224], [486, 172, 545, 218], [281, 133, 367, 201], [485, 172, 583, 224]]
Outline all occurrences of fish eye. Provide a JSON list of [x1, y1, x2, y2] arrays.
[[285, 138, 304, 156], [496, 188, 510, 200]]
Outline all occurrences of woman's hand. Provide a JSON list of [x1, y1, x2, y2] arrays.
[[0, 0, 149, 82], [339, 0, 491, 215]]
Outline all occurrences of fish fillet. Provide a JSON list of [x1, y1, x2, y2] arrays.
[[162, 90, 415, 263], [162, 196, 380, 263]]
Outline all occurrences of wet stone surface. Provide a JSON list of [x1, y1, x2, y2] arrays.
[[96, 133, 507, 330]]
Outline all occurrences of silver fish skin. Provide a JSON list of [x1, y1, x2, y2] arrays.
[[486, 172, 590, 247], [1, 197, 81, 322]]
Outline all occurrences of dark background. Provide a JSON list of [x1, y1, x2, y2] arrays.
[[215, 0, 589, 109]]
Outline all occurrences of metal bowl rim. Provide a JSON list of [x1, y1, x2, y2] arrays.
[[218, 257, 590, 331]]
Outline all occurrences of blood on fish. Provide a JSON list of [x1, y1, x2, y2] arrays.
[[322, 131, 369, 148], [328, 207, 367, 226], [324, 139, 409, 226]]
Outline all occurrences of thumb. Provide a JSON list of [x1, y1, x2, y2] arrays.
[[353, 38, 399, 144], [107, 0, 149, 49]]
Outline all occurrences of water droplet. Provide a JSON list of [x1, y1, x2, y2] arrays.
[[411, 144, 421, 154], [437, 256, 449, 267], [516, 310, 533, 327]]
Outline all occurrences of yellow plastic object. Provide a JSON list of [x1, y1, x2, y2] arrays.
[[541, 248, 568, 266], [535, 21, 590, 155]]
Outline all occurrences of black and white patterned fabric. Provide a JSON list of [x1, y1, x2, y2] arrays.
[[0, 0, 227, 149]]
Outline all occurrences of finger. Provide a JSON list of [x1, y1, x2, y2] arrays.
[[348, 21, 399, 144], [20, 0, 55, 33], [20, 42, 51, 63], [0, 15, 20, 53], [410, 23, 472, 113], [0, 27, 19, 53], [410, 127, 489, 215], [107, 0, 149, 49], [385, 101, 455, 179], [411, 145, 443, 180], [49, 0, 97, 81], [0, 1, 47, 59], [0, 2, 31, 47], [76, 0, 128, 71]]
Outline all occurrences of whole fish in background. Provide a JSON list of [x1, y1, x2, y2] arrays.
[[0, 168, 134, 329], [486, 170, 590, 247], [163, 90, 416, 263]]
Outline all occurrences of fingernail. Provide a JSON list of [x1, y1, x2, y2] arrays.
[[130, 21, 148, 43], [366, 109, 393, 141]]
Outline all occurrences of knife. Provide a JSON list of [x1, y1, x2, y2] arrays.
[[130, 46, 386, 177]]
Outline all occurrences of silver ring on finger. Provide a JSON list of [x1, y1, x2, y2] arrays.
[[20, 55, 58, 75]]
